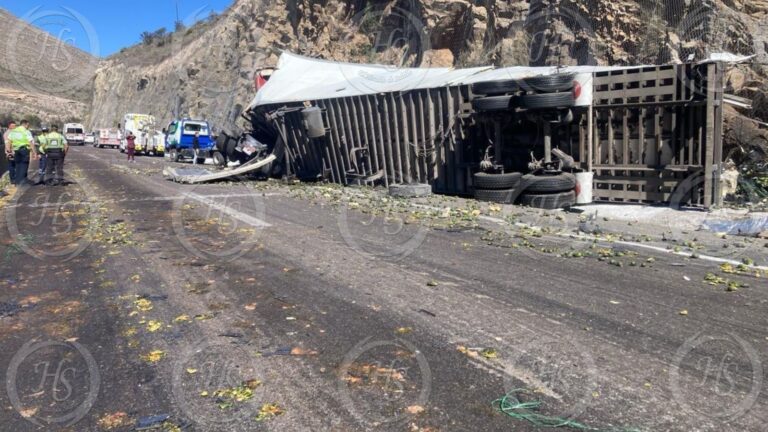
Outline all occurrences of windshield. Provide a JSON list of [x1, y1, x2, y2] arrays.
[[67, 128, 84, 134], [183, 123, 209, 135]]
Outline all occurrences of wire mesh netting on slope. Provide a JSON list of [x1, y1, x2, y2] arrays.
[[513, 0, 763, 67]]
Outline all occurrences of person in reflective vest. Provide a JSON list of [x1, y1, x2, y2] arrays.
[[3, 121, 16, 182], [39, 124, 68, 185], [7, 120, 34, 185], [35, 125, 49, 184]]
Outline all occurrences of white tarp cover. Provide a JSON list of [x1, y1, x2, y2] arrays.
[[250, 52, 490, 108], [250, 53, 630, 109], [250, 51, 751, 109]]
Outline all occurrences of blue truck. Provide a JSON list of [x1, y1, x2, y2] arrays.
[[163, 119, 216, 163]]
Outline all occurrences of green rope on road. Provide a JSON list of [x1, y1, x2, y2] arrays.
[[493, 389, 642, 432]]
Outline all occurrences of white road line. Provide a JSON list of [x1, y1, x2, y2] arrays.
[[411, 203, 768, 271], [180, 191, 271, 229], [56, 151, 274, 230], [8, 193, 279, 208], [480, 214, 768, 271]]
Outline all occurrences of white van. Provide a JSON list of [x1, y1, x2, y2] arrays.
[[64, 123, 86, 146]]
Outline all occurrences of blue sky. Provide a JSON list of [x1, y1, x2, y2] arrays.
[[1, 0, 234, 56]]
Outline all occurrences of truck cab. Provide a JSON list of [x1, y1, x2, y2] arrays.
[[120, 113, 164, 155], [64, 123, 85, 146], [164, 119, 215, 162]]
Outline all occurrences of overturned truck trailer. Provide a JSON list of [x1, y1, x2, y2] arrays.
[[245, 53, 726, 208]]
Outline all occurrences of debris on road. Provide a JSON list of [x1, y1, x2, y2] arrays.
[[163, 154, 276, 184], [255, 403, 285, 422], [218, 332, 244, 338], [140, 350, 166, 363], [139, 293, 168, 301], [480, 348, 498, 359], [146, 320, 163, 332], [494, 389, 641, 431], [213, 381, 260, 410], [0, 301, 24, 318], [135, 298, 154, 312], [97, 412, 130, 430], [703, 214, 768, 236], [418, 309, 436, 317], [406, 405, 426, 415], [135, 413, 170, 430], [260, 347, 318, 357]]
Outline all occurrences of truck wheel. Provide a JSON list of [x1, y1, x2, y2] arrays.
[[473, 95, 513, 112], [472, 79, 520, 96], [474, 188, 521, 204], [520, 191, 576, 209], [520, 173, 576, 194], [513, 92, 575, 110], [473, 172, 522, 190], [213, 152, 226, 166], [521, 73, 576, 93], [171, 149, 180, 162]]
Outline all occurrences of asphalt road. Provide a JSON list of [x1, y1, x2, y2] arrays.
[[1, 146, 766, 431]]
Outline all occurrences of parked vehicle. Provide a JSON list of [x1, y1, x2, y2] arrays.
[[120, 114, 164, 155], [164, 119, 216, 162], [64, 123, 86, 146], [84, 132, 95, 145], [95, 128, 122, 148]]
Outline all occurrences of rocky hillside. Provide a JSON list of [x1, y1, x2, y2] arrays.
[[0, 7, 97, 123], [88, 0, 767, 133]]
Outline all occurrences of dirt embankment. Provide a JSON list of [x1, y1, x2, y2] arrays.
[[0, 7, 97, 123]]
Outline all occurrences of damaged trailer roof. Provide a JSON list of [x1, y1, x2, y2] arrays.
[[248, 52, 754, 111], [249, 52, 490, 108], [248, 52, 649, 109]]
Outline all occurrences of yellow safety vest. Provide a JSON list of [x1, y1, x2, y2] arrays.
[[8, 126, 32, 151], [40, 132, 66, 153]]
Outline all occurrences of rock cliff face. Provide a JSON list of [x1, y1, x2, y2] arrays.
[[88, 0, 768, 131]]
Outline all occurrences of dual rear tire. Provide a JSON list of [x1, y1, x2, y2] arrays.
[[474, 172, 577, 209]]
